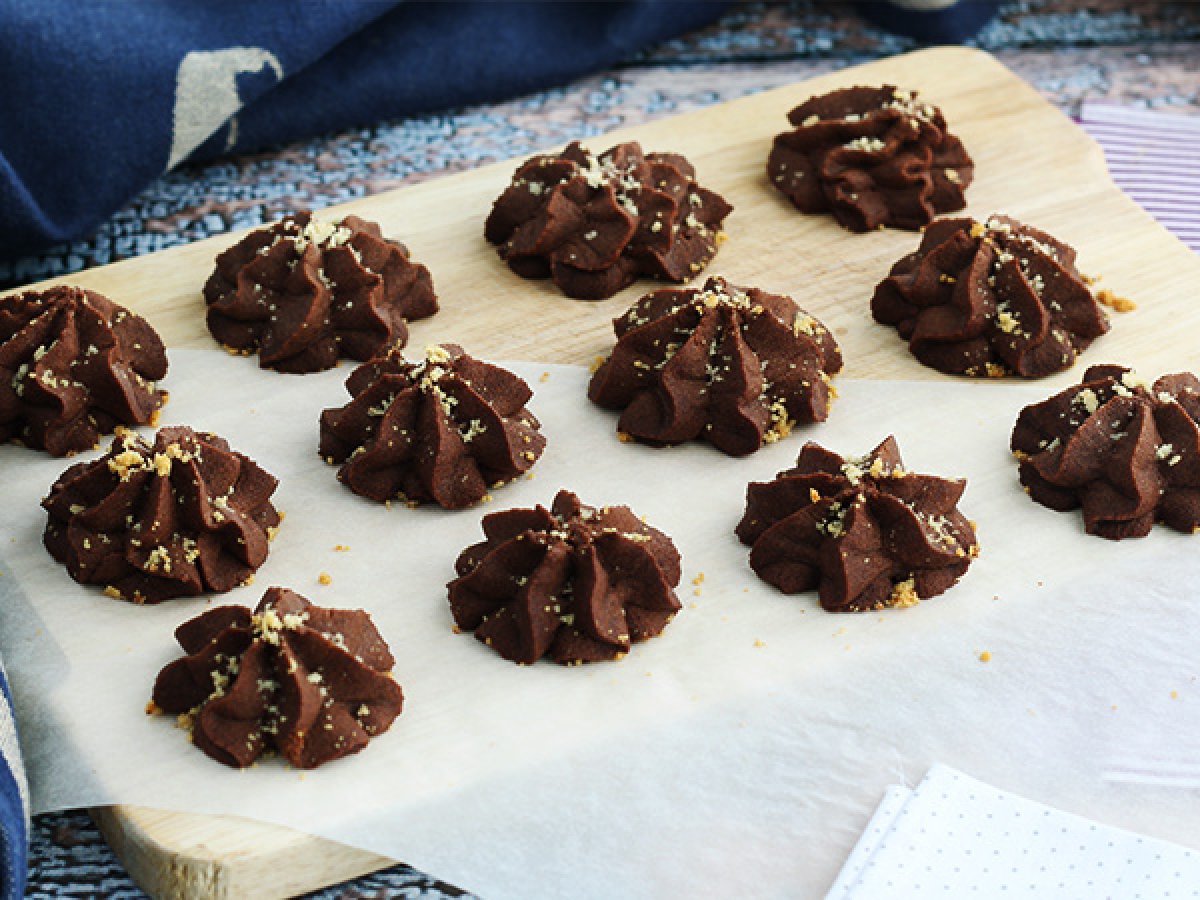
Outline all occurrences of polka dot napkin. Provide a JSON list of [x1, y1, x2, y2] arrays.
[[827, 765, 1200, 898]]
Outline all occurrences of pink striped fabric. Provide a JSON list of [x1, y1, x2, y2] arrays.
[[1080, 102, 1200, 254]]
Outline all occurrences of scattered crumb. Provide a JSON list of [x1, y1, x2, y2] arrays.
[[617, 431, 635, 443], [318, 572, 332, 585], [539, 371, 551, 383], [1096, 288, 1136, 312], [979, 651, 992, 663], [333, 544, 350, 552], [691, 572, 705, 586], [692, 587, 702, 597], [1171, 690, 1180, 700], [753, 639, 766, 648], [145, 700, 160, 715], [889, 577, 920, 608]]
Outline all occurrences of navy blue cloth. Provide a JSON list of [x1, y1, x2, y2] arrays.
[[858, 0, 999, 44], [0, 664, 27, 900], [0, 1, 733, 257]]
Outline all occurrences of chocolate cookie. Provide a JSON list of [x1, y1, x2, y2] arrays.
[[204, 211, 438, 373], [448, 490, 682, 664], [768, 85, 972, 232], [0, 285, 167, 455], [872, 215, 1109, 377], [1012, 365, 1200, 539], [589, 276, 842, 456], [151, 586, 404, 769], [43, 425, 281, 603], [485, 141, 732, 300], [737, 436, 978, 611], [319, 344, 545, 509]]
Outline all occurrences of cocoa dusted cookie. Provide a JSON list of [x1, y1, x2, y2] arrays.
[[204, 211, 438, 373], [484, 140, 733, 300], [150, 587, 404, 769], [588, 276, 842, 456], [319, 344, 545, 509], [1012, 365, 1200, 539], [767, 85, 973, 232], [448, 490, 682, 665], [736, 436, 978, 611], [0, 285, 168, 456], [43, 425, 281, 603], [872, 215, 1110, 377]]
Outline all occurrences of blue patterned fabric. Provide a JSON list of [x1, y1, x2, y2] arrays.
[[0, 663, 28, 900], [859, 0, 1000, 44], [0, 0, 733, 256]]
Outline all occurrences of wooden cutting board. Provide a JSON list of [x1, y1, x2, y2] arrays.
[[15, 45, 1196, 898]]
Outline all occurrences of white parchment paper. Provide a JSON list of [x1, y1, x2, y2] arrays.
[[1, 348, 1198, 899]]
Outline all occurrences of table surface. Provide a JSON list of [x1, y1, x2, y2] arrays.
[[15, 1, 1200, 897]]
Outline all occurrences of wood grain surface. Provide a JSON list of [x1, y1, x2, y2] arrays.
[[16, 46, 1196, 898]]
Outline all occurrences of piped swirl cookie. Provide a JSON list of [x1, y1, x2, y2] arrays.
[[736, 436, 978, 611], [319, 344, 545, 509], [767, 85, 972, 232], [1011, 365, 1200, 539], [588, 276, 842, 456], [204, 211, 437, 373], [0, 286, 168, 455], [43, 425, 281, 603], [871, 215, 1109, 377], [151, 586, 404, 769], [448, 490, 682, 665], [485, 141, 733, 300]]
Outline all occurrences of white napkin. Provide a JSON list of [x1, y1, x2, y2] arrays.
[[829, 764, 1200, 899]]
